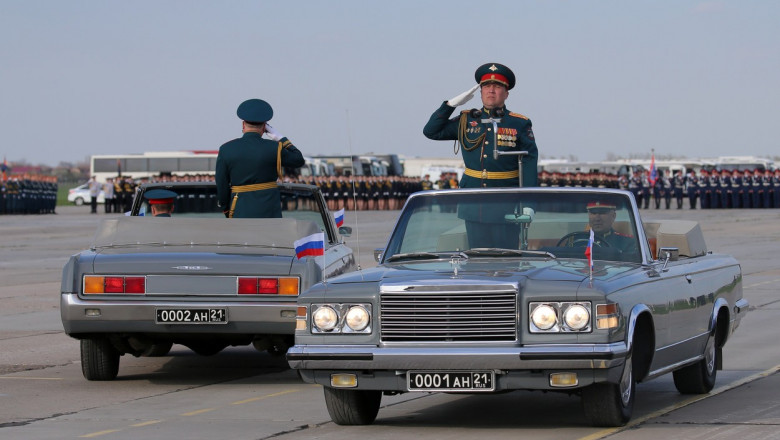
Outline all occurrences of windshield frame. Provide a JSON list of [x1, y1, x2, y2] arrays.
[[382, 188, 652, 265]]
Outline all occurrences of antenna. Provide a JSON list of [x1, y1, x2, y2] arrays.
[[345, 109, 362, 271]]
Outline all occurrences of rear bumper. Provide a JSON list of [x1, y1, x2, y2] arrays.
[[60, 293, 296, 336]]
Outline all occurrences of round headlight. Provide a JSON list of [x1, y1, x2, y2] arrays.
[[531, 304, 557, 330], [563, 304, 590, 330], [345, 306, 370, 331], [312, 306, 338, 331]]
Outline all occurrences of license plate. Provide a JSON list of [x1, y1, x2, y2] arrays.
[[155, 308, 228, 324], [408, 371, 494, 392]]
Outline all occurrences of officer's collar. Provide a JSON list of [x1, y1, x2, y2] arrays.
[[481, 106, 507, 115]]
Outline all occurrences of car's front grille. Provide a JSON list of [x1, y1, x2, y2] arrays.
[[380, 286, 518, 342]]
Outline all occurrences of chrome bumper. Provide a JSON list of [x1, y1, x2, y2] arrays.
[[60, 294, 296, 335], [287, 342, 628, 371]]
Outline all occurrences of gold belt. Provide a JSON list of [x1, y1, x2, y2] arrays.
[[228, 182, 277, 218], [464, 168, 519, 180], [231, 182, 277, 193]]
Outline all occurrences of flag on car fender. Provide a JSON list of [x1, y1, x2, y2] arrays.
[[585, 229, 594, 281], [294, 232, 325, 259]]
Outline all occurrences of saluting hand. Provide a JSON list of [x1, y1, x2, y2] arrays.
[[264, 124, 284, 141], [447, 84, 480, 107]]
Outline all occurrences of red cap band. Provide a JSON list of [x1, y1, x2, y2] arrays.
[[149, 198, 174, 205], [480, 73, 509, 87], [586, 201, 616, 210]]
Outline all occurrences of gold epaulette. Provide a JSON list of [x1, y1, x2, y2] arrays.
[[508, 112, 528, 120]]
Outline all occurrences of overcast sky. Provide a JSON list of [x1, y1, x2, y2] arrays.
[[2, 0, 778, 167]]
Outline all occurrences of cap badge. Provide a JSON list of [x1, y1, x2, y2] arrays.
[[489, 64, 498, 71]]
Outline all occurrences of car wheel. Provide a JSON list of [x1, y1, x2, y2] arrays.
[[323, 387, 381, 425], [186, 342, 227, 356], [73, 197, 84, 206], [582, 350, 635, 427], [141, 342, 173, 357], [673, 332, 717, 394], [81, 338, 120, 381]]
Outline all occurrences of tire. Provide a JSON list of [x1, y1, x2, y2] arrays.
[[140, 342, 173, 357], [81, 338, 120, 381], [582, 351, 635, 427], [73, 197, 84, 206], [673, 332, 717, 394], [323, 387, 381, 425], [186, 342, 227, 356]]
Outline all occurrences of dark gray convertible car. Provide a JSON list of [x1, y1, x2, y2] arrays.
[[61, 181, 356, 380], [287, 187, 748, 427]]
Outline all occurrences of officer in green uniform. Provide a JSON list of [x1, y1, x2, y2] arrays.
[[144, 189, 177, 217], [423, 62, 538, 188], [583, 201, 637, 255], [216, 99, 305, 218], [423, 63, 538, 248]]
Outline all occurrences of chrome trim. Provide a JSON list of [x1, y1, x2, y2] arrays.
[[645, 355, 703, 381], [287, 342, 628, 371]]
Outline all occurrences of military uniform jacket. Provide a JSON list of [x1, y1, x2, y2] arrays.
[[423, 102, 538, 188], [595, 229, 638, 256], [215, 132, 305, 218]]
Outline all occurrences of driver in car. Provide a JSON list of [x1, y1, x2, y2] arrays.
[[585, 201, 637, 254]]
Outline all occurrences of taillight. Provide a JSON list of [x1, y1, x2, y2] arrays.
[[83, 275, 145, 294], [258, 278, 277, 294], [237, 277, 299, 295]]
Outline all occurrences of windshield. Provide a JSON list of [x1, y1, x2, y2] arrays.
[[383, 190, 642, 264]]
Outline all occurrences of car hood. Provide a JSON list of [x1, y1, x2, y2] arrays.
[[325, 258, 639, 285]]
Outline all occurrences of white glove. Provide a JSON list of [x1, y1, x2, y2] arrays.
[[264, 124, 284, 141], [446, 84, 480, 107]]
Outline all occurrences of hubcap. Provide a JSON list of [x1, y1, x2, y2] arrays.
[[705, 336, 716, 374], [620, 356, 633, 406]]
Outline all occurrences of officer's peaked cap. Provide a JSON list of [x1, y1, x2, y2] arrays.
[[144, 189, 178, 205], [237, 99, 273, 123], [475, 63, 516, 90]]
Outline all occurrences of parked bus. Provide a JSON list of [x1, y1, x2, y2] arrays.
[[90, 151, 218, 182]]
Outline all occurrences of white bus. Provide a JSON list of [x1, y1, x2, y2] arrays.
[[90, 151, 218, 183]]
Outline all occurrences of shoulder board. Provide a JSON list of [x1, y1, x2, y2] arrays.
[[508, 112, 528, 120], [460, 110, 471, 115]]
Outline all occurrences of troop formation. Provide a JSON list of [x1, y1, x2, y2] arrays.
[[539, 168, 780, 209], [0, 175, 58, 215]]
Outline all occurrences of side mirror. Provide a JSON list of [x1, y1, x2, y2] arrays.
[[659, 247, 679, 271], [339, 226, 352, 237], [659, 247, 679, 261]]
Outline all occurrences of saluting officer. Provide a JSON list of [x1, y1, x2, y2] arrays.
[[423, 62, 538, 188], [216, 99, 305, 218]]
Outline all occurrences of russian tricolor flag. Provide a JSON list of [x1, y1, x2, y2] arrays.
[[584, 229, 595, 280], [294, 232, 325, 259], [334, 208, 345, 227]]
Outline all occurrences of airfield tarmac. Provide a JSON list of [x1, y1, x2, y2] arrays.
[[1, 204, 779, 439]]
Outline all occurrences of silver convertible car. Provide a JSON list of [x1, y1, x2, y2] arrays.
[[61, 182, 356, 380], [287, 187, 748, 427]]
